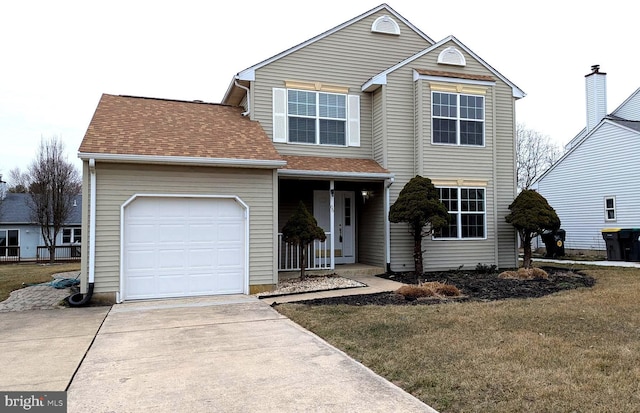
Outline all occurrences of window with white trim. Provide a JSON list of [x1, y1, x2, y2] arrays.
[[63, 228, 81, 244], [432, 92, 484, 146], [0, 229, 19, 257], [604, 196, 616, 221], [272, 88, 360, 147], [435, 187, 486, 239]]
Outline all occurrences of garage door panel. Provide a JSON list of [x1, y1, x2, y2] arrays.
[[123, 197, 246, 300]]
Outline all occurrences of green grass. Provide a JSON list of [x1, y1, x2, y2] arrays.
[[0, 263, 81, 302], [276, 266, 640, 413]]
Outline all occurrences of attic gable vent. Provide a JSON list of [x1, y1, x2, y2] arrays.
[[437, 46, 466, 66], [371, 15, 400, 35]]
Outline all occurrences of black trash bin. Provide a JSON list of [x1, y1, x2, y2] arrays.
[[601, 228, 623, 261], [541, 229, 566, 258], [619, 228, 640, 262]]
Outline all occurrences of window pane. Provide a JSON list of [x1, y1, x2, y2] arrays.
[[319, 119, 346, 145], [607, 210, 615, 220], [460, 95, 483, 120], [433, 119, 457, 144], [438, 188, 458, 211], [0, 230, 6, 247], [460, 120, 483, 145], [605, 198, 614, 209], [319, 93, 346, 119], [433, 92, 457, 118], [288, 117, 316, 143], [74, 229, 82, 243], [288, 90, 316, 116], [462, 214, 485, 238], [8, 230, 18, 246]]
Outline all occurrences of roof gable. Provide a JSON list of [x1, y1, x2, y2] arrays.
[[611, 87, 640, 121], [362, 35, 525, 99], [79, 94, 283, 166], [222, 3, 434, 103]]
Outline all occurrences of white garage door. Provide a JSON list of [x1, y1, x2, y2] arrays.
[[123, 196, 246, 300]]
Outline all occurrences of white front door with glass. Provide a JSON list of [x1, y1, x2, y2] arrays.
[[313, 190, 355, 265]]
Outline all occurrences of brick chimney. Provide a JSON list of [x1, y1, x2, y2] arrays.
[[585, 64, 607, 133]]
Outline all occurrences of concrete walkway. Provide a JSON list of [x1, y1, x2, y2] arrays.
[[67, 295, 437, 412], [259, 273, 406, 305]]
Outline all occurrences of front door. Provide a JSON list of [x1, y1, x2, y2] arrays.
[[313, 190, 355, 264]]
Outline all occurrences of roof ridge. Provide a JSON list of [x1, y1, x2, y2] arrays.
[[113, 94, 233, 107]]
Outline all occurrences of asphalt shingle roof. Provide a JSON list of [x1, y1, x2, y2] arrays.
[[0, 193, 81, 225], [79, 94, 283, 162], [281, 155, 389, 174]]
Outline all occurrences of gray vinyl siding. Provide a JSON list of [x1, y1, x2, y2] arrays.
[[91, 163, 276, 294], [251, 9, 431, 159], [357, 181, 385, 267], [613, 91, 640, 121], [537, 122, 640, 251], [386, 42, 516, 271]]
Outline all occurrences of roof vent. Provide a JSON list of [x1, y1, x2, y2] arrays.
[[371, 15, 400, 35], [437, 46, 466, 67]]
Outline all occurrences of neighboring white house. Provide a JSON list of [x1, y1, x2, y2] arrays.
[[532, 65, 640, 252]]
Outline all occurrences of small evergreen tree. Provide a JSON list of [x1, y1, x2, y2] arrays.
[[389, 176, 449, 276], [282, 201, 326, 280], [505, 190, 561, 268]]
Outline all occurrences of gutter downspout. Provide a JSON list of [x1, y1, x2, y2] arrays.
[[384, 177, 394, 273], [68, 159, 96, 306], [234, 79, 251, 117]]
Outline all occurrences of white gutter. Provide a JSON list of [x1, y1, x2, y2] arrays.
[[89, 159, 96, 285], [234, 79, 251, 117], [278, 169, 394, 180], [78, 152, 286, 169]]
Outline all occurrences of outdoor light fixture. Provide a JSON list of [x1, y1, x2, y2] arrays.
[[361, 189, 372, 202]]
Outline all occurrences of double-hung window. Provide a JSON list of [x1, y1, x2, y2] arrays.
[[432, 92, 484, 146], [604, 196, 616, 221], [273, 87, 360, 146], [288, 90, 347, 145], [63, 228, 81, 244], [435, 188, 486, 239]]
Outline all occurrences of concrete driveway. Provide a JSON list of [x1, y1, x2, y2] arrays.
[[67, 295, 436, 412], [0, 307, 109, 391]]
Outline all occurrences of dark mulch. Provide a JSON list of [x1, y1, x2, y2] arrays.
[[281, 266, 595, 306]]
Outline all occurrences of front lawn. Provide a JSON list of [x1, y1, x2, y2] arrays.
[[0, 263, 81, 302], [276, 265, 640, 412]]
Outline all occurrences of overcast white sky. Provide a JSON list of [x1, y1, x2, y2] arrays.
[[1, 0, 637, 181]]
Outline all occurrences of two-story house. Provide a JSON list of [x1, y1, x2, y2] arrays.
[[75, 4, 523, 303], [533, 66, 640, 254]]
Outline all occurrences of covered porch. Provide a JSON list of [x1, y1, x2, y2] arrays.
[[276, 155, 394, 273]]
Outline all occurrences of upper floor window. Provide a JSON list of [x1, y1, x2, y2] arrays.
[[604, 196, 616, 221], [273, 87, 360, 147], [432, 92, 484, 146], [434, 187, 486, 239], [288, 90, 346, 145]]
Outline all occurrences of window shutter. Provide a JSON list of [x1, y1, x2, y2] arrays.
[[272, 88, 287, 143], [347, 94, 360, 147]]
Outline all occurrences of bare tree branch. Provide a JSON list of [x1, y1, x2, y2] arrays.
[[26, 137, 81, 263], [516, 123, 562, 190]]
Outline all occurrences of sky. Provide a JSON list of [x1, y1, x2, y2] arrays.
[[1, 0, 638, 183]]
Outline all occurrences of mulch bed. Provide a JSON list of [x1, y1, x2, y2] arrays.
[[282, 266, 595, 306]]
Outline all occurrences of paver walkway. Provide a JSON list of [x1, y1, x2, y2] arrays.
[[0, 271, 79, 312]]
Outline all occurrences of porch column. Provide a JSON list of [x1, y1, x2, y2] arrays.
[[330, 180, 335, 270]]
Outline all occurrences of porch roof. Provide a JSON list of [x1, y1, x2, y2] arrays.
[[279, 155, 393, 180]]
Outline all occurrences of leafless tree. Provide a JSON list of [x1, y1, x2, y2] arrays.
[[8, 167, 29, 193], [516, 123, 562, 190], [27, 137, 81, 263]]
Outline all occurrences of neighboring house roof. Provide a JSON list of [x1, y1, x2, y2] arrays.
[[362, 35, 525, 99], [222, 3, 434, 104], [0, 193, 82, 225], [79, 94, 285, 168], [279, 155, 392, 179]]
